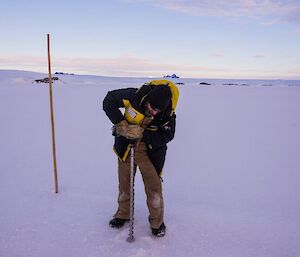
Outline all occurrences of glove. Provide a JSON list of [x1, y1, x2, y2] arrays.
[[141, 116, 154, 128], [115, 120, 144, 140], [127, 124, 144, 139], [114, 120, 128, 136]]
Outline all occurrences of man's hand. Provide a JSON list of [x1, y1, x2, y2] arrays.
[[115, 120, 144, 140], [141, 116, 154, 128], [114, 120, 128, 136], [127, 124, 144, 139]]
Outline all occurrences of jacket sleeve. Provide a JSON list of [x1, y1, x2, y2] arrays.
[[143, 113, 176, 149], [102, 88, 136, 124]]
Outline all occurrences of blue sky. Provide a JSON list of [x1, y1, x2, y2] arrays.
[[1, 0, 300, 79]]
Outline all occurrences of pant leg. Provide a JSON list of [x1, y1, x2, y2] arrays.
[[114, 157, 136, 219], [135, 142, 164, 229]]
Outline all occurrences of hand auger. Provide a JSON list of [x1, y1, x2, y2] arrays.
[[111, 125, 139, 242], [127, 141, 136, 243]]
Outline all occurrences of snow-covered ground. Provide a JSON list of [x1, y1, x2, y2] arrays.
[[0, 70, 299, 257]]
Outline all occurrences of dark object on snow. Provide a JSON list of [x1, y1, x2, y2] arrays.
[[175, 82, 184, 85], [152, 222, 166, 237], [223, 83, 239, 86], [34, 77, 59, 84], [55, 72, 74, 75], [199, 82, 211, 85], [109, 218, 129, 228]]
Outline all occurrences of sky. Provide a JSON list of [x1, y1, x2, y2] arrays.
[[0, 0, 300, 79]]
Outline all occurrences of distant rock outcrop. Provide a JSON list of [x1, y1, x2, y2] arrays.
[[164, 74, 180, 78]]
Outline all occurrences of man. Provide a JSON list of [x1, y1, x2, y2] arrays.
[[103, 80, 179, 237]]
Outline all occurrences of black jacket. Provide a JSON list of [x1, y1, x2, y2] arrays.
[[103, 85, 176, 175]]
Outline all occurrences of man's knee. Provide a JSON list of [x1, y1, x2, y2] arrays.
[[151, 193, 162, 208]]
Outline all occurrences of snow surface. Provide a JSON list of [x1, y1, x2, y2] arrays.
[[0, 70, 300, 257]]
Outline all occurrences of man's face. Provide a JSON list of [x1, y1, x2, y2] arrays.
[[145, 102, 161, 117]]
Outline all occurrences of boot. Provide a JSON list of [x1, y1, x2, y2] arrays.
[[152, 222, 166, 237], [109, 218, 129, 228]]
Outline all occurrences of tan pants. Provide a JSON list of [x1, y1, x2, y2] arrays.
[[114, 142, 164, 229]]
